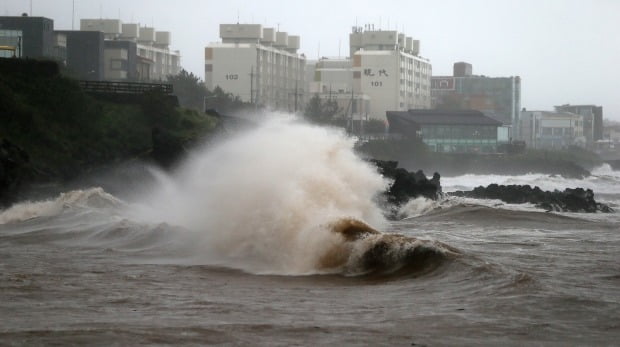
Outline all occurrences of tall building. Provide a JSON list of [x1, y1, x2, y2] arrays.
[[350, 26, 432, 121], [520, 110, 585, 149], [80, 19, 181, 81], [554, 104, 603, 146], [432, 62, 521, 138], [205, 24, 306, 111]]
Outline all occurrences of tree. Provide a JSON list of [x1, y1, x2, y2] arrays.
[[303, 94, 341, 125], [167, 69, 208, 112], [167, 69, 253, 115]]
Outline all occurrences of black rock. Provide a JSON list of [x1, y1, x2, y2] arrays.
[[369, 159, 442, 207], [451, 184, 613, 213], [0, 139, 31, 206]]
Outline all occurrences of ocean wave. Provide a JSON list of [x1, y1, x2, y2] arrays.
[[0, 188, 124, 224]]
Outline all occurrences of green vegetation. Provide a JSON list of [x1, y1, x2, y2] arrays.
[[168, 69, 253, 114], [303, 94, 342, 125], [0, 59, 216, 181]]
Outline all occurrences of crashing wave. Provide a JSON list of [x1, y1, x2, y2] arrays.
[[0, 187, 123, 224]]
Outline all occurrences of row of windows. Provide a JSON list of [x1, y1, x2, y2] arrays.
[[421, 125, 497, 139], [541, 127, 582, 136]]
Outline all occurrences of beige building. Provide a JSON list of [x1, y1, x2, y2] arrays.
[[350, 27, 432, 121], [80, 19, 181, 81], [306, 57, 371, 127], [520, 110, 585, 149], [205, 24, 306, 111]]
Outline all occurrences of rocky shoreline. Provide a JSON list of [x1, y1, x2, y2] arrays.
[[449, 184, 613, 213], [369, 160, 613, 215]]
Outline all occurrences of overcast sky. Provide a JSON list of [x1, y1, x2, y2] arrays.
[[4, 0, 620, 120]]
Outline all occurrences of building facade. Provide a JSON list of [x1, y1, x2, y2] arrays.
[[56, 30, 105, 80], [80, 19, 180, 82], [350, 27, 432, 121], [554, 104, 603, 147], [520, 110, 585, 149], [205, 24, 306, 111], [306, 57, 371, 125], [0, 15, 64, 61], [432, 62, 521, 138], [387, 109, 503, 153], [0, 29, 22, 57]]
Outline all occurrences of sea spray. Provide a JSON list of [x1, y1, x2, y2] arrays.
[[135, 117, 392, 274]]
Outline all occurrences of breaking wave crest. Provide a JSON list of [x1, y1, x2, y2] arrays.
[[0, 187, 123, 224]]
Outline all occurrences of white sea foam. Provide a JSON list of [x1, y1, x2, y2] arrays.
[[0, 187, 122, 224], [442, 164, 620, 195], [133, 117, 391, 274]]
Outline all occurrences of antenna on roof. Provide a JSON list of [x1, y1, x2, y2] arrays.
[[71, 0, 75, 30], [237, 9, 239, 24]]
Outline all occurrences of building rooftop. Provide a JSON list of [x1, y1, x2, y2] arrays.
[[388, 109, 503, 127]]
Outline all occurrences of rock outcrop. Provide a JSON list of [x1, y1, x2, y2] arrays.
[[0, 139, 31, 206], [370, 159, 442, 206], [450, 184, 613, 213]]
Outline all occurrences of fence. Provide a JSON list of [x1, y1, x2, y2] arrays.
[[78, 80, 173, 95]]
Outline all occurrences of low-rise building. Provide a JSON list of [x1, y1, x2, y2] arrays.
[[0, 15, 65, 61], [387, 109, 503, 153], [56, 30, 105, 80], [80, 19, 180, 82], [520, 110, 585, 149], [554, 104, 603, 147]]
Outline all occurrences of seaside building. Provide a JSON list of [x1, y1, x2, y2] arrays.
[[387, 109, 505, 153], [79, 19, 181, 81], [520, 110, 585, 149], [554, 104, 603, 147], [349, 26, 432, 121], [0, 15, 65, 61], [55, 30, 105, 80], [431, 62, 521, 138], [205, 24, 306, 111]]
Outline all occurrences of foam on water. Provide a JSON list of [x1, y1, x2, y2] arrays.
[[0, 187, 122, 224], [442, 163, 620, 196]]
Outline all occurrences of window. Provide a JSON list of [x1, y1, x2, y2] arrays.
[[110, 59, 127, 71]]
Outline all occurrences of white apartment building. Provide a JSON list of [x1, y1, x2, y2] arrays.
[[306, 57, 371, 123], [205, 24, 306, 111], [350, 27, 432, 122], [520, 110, 585, 149], [80, 19, 181, 81]]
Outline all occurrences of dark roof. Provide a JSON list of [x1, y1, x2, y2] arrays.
[[387, 109, 503, 127]]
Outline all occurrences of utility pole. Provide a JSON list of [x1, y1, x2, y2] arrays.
[[250, 65, 254, 104], [294, 80, 298, 113]]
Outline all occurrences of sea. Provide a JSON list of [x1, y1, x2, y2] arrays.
[[1, 118, 619, 346]]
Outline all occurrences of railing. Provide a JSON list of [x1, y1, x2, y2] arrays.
[[78, 80, 173, 94]]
